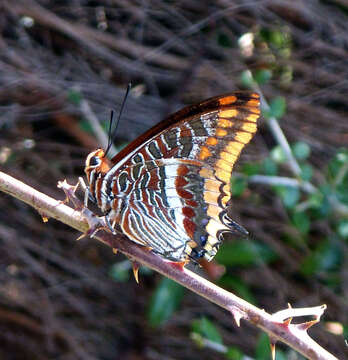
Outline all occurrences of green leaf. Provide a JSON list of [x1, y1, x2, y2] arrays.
[[241, 162, 261, 176], [292, 141, 311, 160], [328, 148, 348, 181], [109, 261, 130, 282], [262, 157, 279, 175], [231, 177, 247, 197], [291, 211, 310, 235], [309, 185, 332, 219], [259, 28, 287, 48], [270, 30, 285, 48], [215, 241, 277, 266], [344, 324, 348, 339], [67, 88, 83, 105], [254, 69, 272, 85], [270, 146, 287, 164], [337, 220, 348, 240], [273, 350, 288, 360], [240, 70, 254, 88], [226, 346, 243, 360], [268, 96, 287, 119], [300, 240, 343, 276], [147, 278, 185, 327], [275, 186, 300, 209], [308, 191, 324, 210], [255, 333, 271, 360], [192, 317, 223, 344], [259, 27, 291, 58], [79, 119, 93, 133], [300, 163, 313, 181], [336, 184, 348, 205]]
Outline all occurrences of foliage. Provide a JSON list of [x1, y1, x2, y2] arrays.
[[147, 278, 185, 327]]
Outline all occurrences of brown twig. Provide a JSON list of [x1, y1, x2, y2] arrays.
[[0, 170, 339, 360], [6, 0, 180, 83]]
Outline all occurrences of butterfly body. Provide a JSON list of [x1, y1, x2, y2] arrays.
[[85, 92, 260, 262]]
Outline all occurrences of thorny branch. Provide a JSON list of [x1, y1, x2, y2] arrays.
[[0, 170, 339, 360]]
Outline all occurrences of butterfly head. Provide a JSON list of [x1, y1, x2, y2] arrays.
[[84, 148, 111, 185]]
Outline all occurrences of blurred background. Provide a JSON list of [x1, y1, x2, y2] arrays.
[[0, 1, 347, 359]]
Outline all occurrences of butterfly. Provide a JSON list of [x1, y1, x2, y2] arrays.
[[84, 91, 260, 262]]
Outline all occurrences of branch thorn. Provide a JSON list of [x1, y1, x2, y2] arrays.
[[58, 179, 81, 209], [132, 261, 140, 284], [283, 317, 293, 326], [76, 233, 87, 241], [270, 337, 277, 360], [296, 319, 319, 332], [228, 305, 245, 327]]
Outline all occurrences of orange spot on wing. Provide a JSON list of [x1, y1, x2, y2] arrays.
[[246, 98, 260, 108], [206, 137, 218, 146], [219, 95, 237, 105], [216, 128, 228, 137], [199, 146, 212, 160]]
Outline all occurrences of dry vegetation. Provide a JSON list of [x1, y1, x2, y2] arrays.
[[0, 1, 347, 359]]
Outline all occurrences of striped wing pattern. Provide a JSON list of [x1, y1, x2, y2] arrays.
[[85, 92, 260, 261]]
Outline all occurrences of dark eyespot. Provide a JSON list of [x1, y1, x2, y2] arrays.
[[89, 156, 100, 166]]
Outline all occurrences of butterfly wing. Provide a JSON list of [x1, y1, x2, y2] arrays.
[[107, 92, 260, 261]]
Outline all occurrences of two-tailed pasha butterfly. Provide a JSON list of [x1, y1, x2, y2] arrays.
[[84, 91, 260, 262]]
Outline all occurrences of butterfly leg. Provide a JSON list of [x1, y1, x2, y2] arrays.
[[58, 179, 103, 238], [78, 176, 90, 207], [105, 212, 117, 235]]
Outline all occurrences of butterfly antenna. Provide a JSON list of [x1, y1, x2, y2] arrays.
[[104, 110, 115, 156], [105, 83, 132, 158]]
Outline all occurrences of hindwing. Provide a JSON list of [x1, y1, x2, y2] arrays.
[[106, 92, 260, 261]]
